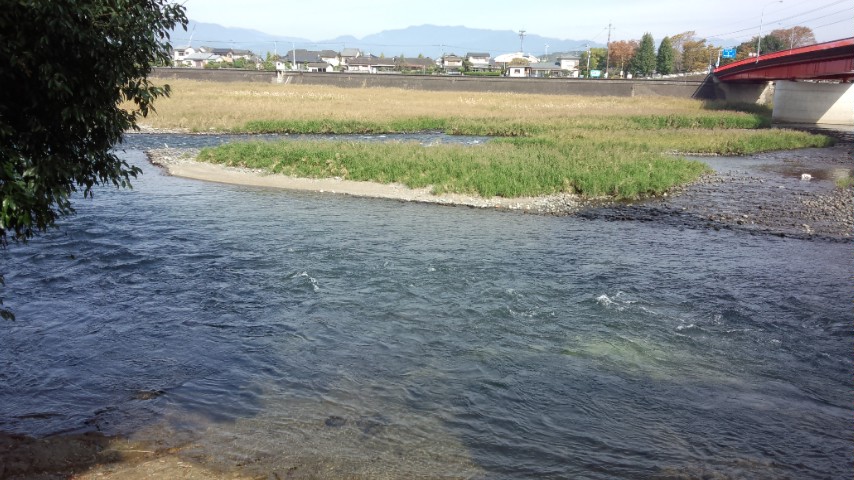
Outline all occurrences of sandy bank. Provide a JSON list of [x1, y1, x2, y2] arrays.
[[146, 148, 585, 214]]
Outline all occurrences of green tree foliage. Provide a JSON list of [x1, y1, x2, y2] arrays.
[[580, 48, 607, 77], [0, 1, 187, 319], [0, 1, 187, 244], [657, 37, 674, 75], [681, 38, 711, 72], [631, 33, 656, 77], [757, 34, 786, 55], [668, 31, 696, 73]]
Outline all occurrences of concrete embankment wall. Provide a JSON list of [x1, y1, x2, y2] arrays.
[[151, 68, 703, 98]]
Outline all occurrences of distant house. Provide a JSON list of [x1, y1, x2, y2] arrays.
[[466, 52, 493, 71], [340, 48, 362, 66], [557, 55, 581, 77], [346, 56, 396, 74], [506, 65, 532, 77], [319, 50, 341, 68], [201, 48, 256, 64], [280, 49, 325, 70], [440, 53, 463, 73], [181, 52, 223, 68], [306, 62, 333, 73], [172, 46, 196, 66], [530, 62, 564, 78], [396, 57, 434, 74]]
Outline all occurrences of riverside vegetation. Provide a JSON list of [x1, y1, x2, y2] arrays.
[[137, 79, 834, 199]]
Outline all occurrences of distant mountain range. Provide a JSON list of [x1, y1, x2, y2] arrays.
[[169, 21, 603, 58]]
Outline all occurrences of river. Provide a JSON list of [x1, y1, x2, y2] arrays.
[[1, 134, 851, 479]]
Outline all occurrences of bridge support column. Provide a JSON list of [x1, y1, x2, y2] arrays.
[[772, 81, 854, 125], [693, 75, 776, 104]]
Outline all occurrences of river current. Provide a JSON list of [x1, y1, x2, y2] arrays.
[[1, 134, 851, 478]]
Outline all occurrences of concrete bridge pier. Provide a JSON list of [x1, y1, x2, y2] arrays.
[[772, 81, 854, 125]]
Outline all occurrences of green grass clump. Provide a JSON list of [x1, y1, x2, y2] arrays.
[[196, 104, 832, 201], [198, 139, 709, 199], [835, 176, 854, 189], [235, 117, 545, 137], [628, 113, 771, 129]]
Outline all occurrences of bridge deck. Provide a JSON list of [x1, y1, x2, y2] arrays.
[[714, 38, 854, 82]]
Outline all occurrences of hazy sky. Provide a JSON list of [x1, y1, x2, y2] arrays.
[[183, 0, 852, 44]]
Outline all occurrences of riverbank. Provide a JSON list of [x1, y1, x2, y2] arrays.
[[147, 143, 852, 240]]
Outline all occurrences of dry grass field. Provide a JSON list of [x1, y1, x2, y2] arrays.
[[137, 79, 738, 132]]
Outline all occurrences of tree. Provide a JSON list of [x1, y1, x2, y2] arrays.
[[758, 34, 787, 55], [681, 38, 711, 72], [669, 31, 697, 73], [770, 26, 816, 49], [631, 33, 656, 77], [657, 37, 674, 75], [579, 48, 607, 77], [609, 40, 638, 77], [735, 33, 787, 61], [0, 1, 187, 318]]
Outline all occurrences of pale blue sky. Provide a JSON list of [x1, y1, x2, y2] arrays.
[[183, 0, 852, 43]]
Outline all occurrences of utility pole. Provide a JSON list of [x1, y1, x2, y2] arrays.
[[604, 22, 612, 78], [518, 30, 526, 53], [586, 44, 590, 78]]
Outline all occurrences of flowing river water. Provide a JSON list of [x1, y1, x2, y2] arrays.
[[1, 134, 851, 479]]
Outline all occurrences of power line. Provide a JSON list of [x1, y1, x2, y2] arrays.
[[775, 6, 853, 28], [701, 0, 849, 40]]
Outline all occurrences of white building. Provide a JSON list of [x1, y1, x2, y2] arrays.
[[181, 52, 223, 68], [172, 47, 196, 66], [466, 52, 492, 71], [557, 55, 581, 77]]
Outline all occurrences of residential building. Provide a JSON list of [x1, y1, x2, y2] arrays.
[[530, 62, 564, 78], [466, 52, 493, 71], [396, 57, 435, 74], [172, 46, 196, 66], [557, 55, 581, 77], [340, 48, 362, 65], [305, 62, 333, 73], [181, 52, 223, 68], [346, 56, 396, 74], [319, 50, 341, 68], [440, 54, 464, 73], [506, 64, 532, 77], [199, 48, 256, 64], [280, 49, 325, 70]]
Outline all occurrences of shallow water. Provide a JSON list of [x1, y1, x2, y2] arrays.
[[1, 136, 851, 479]]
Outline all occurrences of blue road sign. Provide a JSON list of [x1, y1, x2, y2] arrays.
[[722, 48, 737, 59]]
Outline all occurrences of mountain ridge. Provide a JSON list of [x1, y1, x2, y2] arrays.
[[170, 21, 603, 58]]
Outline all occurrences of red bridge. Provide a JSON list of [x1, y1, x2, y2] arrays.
[[696, 38, 854, 125], [713, 37, 854, 83]]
